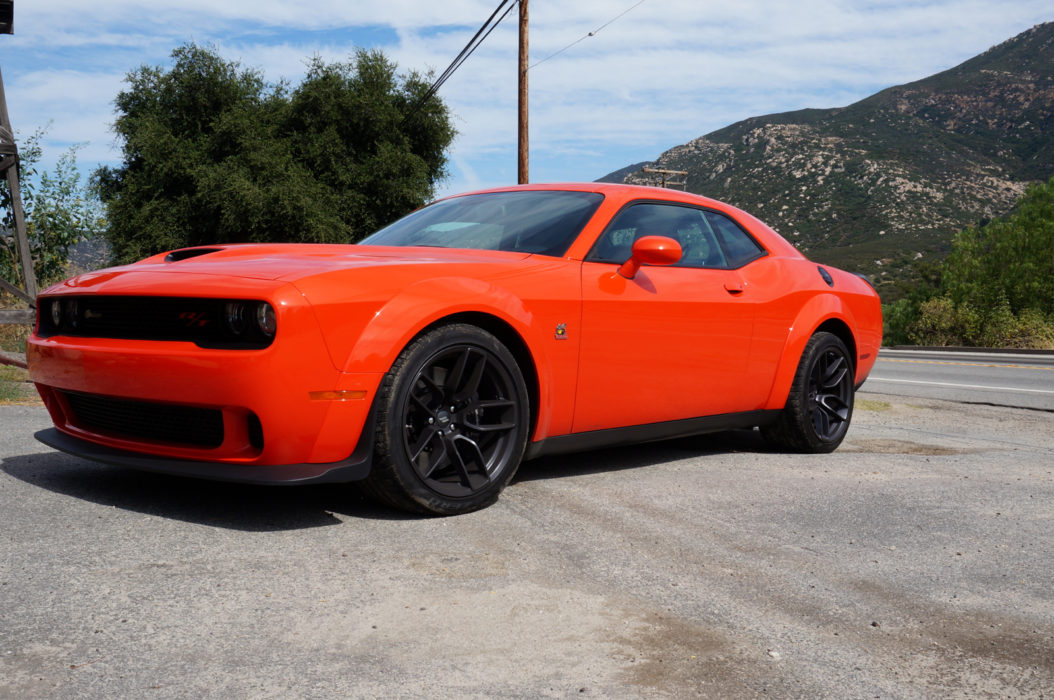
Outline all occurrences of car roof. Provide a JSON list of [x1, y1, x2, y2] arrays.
[[450, 182, 717, 205]]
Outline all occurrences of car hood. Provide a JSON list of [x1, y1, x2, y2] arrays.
[[62, 244, 536, 287]]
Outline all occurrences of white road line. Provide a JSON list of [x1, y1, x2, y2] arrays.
[[867, 377, 1054, 395]]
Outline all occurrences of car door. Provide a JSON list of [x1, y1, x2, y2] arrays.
[[572, 202, 769, 433]]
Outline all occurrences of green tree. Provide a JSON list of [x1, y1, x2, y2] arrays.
[[95, 44, 455, 263], [942, 176, 1054, 315], [1, 128, 105, 288], [883, 176, 1054, 348]]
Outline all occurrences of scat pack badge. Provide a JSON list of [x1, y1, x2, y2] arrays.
[[554, 323, 568, 340]]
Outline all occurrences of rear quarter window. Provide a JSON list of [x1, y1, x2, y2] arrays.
[[705, 211, 766, 268]]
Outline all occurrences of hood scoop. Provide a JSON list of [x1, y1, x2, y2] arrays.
[[164, 247, 225, 263]]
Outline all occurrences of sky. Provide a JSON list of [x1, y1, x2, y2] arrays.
[[1, 1, 1050, 197]]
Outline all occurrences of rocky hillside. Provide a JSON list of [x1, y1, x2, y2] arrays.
[[601, 23, 1054, 300]]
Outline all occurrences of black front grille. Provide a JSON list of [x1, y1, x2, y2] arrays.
[[37, 296, 274, 349], [62, 391, 224, 448]]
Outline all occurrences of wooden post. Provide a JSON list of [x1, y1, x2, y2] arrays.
[[517, 0, 528, 185], [641, 167, 689, 190], [0, 65, 37, 303]]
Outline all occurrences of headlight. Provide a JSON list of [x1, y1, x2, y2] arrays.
[[225, 302, 248, 335], [49, 299, 62, 327], [255, 302, 276, 337], [64, 299, 79, 329]]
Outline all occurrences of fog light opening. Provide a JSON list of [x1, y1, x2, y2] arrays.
[[247, 412, 264, 450]]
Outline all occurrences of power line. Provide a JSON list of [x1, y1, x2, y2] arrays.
[[408, 0, 518, 117], [529, 0, 647, 70]]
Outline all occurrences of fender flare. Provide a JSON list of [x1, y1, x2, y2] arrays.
[[763, 293, 859, 410], [338, 276, 555, 437]]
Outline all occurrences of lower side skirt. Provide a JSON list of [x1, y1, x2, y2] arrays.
[[524, 409, 780, 461]]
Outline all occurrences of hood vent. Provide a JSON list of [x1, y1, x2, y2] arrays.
[[165, 247, 224, 263]]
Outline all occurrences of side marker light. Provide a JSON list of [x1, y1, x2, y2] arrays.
[[309, 390, 368, 401]]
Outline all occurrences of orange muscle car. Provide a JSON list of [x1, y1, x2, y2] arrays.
[[28, 183, 882, 514]]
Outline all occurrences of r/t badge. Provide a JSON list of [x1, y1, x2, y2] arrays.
[[554, 323, 568, 340]]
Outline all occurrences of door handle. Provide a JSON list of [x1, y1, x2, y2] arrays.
[[724, 281, 745, 295]]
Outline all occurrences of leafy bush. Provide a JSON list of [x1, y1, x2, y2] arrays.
[[1, 129, 104, 288], [885, 175, 1054, 348], [95, 44, 456, 264]]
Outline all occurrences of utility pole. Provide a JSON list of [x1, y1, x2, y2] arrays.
[[0, 0, 37, 318], [641, 167, 688, 190], [517, 0, 528, 184], [0, 2, 36, 367]]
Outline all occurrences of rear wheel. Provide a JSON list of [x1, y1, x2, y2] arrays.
[[763, 331, 854, 453], [363, 324, 529, 515]]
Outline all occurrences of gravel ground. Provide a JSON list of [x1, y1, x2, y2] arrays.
[[1, 393, 1052, 698]]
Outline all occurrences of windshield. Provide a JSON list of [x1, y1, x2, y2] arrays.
[[360, 190, 605, 257]]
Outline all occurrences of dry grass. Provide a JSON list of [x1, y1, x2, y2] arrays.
[[1, 291, 37, 404], [0, 364, 39, 405]]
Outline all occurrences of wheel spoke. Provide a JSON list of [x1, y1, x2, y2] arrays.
[[408, 425, 439, 463], [820, 354, 848, 389], [446, 348, 470, 398], [415, 375, 444, 402], [454, 434, 490, 480], [814, 404, 832, 436], [463, 416, 516, 432], [452, 351, 487, 403], [418, 438, 450, 480], [410, 390, 435, 415], [818, 394, 850, 423], [473, 399, 516, 409], [448, 437, 476, 487]]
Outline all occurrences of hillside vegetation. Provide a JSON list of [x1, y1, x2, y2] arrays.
[[884, 176, 1054, 349], [602, 23, 1054, 302]]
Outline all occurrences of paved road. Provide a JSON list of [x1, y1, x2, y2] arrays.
[[2, 392, 1052, 698], [866, 349, 1054, 411]]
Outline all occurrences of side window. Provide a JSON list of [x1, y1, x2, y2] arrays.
[[587, 203, 728, 269], [705, 211, 766, 268]]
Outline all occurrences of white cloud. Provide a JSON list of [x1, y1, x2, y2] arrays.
[[3, 0, 1050, 194]]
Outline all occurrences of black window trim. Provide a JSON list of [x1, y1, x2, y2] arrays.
[[583, 199, 770, 270]]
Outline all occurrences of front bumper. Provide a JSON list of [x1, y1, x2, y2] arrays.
[[28, 278, 384, 469]]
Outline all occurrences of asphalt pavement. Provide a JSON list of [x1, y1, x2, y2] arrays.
[[866, 348, 1054, 411], [1, 385, 1052, 698]]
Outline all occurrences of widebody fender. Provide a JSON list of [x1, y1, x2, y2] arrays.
[[298, 274, 572, 442], [762, 292, 860, 411]]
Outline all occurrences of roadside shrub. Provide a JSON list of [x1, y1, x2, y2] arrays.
[[1005, 308, 1054, 349], [909, 297, 965, 346], [881, 298, 916, 346]]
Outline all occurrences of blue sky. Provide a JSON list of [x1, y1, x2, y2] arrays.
[[1, 1, 1050, 197]]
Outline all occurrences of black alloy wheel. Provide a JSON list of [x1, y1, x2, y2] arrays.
[[364, 324, 529, 515], [807, 342, 853, 442], [763, 331, 855, 453], [401, 344, 522, 498]]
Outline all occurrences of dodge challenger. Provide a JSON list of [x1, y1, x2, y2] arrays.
[[28, 183, 882, 514]]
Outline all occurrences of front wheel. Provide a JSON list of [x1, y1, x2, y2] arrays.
[[363, 324, 529, 515], [763, 331, 855, 453]]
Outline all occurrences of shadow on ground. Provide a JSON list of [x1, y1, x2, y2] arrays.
[[2, 429, 770, 531]]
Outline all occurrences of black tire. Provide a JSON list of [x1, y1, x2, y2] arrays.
[[362, 323, 529, 515], [762, 331, 854, 453]]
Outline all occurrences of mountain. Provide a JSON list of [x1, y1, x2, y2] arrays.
[[601, 23, 1054, 300]]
